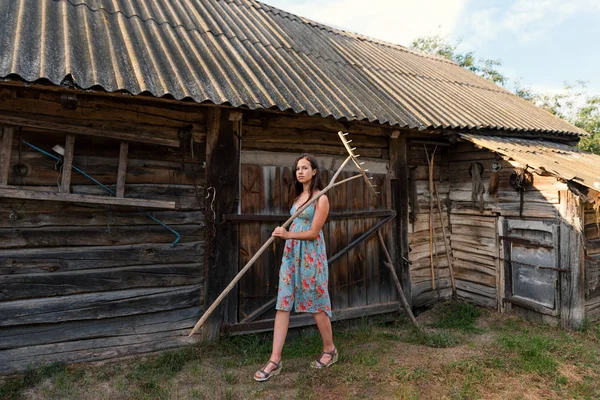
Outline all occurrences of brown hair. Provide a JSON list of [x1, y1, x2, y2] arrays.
[[291, 153, 324, 208]]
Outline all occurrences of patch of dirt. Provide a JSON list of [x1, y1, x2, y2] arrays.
[[558, 362, 586, 384], [478, 374, 562, 400]]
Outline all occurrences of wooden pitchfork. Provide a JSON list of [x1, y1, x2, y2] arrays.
[[188, 132, 418, 336]]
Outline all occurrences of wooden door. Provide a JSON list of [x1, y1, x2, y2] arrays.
[[232, 152, 396, 332], [500, 218, 560, 317]]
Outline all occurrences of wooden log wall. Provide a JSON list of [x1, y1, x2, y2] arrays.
[[239, 114, 397, 321], [0, 88, 206, 373], [446, 142, 568, 311], [584, 201, 600, 320], [406, 142, 453, 307]]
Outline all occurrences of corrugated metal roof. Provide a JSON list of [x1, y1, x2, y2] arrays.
[[0, 0, 587, 136], [461, 134, 600, 191]]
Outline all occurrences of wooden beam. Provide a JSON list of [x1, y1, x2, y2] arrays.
[[390, 134, 412, 307], [203, 108, 241, 339], [499, 235, 553, 249], [507, 296, 559, 317], [559, 190, 585, 329], [225, 301, 402, 335], [499, 217, 511, 314], [0, 114, 180, 147], [228, 111, 243, 122], [116, 142, 129, 198], [0, 186, 176, 209], [1, 127, 14, 185], [60, 135, 75, 193]]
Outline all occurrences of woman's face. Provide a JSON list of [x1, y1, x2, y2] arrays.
[[296, 158, 316, 185]]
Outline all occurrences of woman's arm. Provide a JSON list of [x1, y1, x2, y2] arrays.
[[272, 195, 330, 241]]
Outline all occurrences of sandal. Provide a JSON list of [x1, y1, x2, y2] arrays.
[[310, 348, 338, 369], [253, 360, 282, 382]]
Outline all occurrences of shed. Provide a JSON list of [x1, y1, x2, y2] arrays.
[[0, 0, 596, 374]]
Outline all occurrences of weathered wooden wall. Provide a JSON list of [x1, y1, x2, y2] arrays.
[[0, 88, 206, 373], [584, 201, 600, 320], [446, 142, 567, 312]]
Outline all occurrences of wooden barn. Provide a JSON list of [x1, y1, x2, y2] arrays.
[[0, 0, 598, 374]]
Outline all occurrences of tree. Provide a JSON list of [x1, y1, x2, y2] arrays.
[[412, 35, 600, 154], [410, 35, 507, 86], [514, 80, 600, 154], [572, 95, 600, 154]]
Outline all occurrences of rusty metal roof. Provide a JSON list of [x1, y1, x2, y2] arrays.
[[0, 0, 586, 136], [461, 134, 600, 191]]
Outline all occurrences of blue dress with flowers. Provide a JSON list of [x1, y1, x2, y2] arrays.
[[275, 202, 332, 317]]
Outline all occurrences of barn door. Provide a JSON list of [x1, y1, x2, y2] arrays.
[[229, 153, 397, 333], [500, 218, 561, 316]]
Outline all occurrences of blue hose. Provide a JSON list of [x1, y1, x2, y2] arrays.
[[22, 140, 181, 247]]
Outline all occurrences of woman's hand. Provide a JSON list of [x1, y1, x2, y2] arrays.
[[272, 226, 290, 240]]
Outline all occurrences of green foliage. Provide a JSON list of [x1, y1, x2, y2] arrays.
[[410, 35, 507, 86], [514, 80, 600, 154], [575, 96, 600, 154]]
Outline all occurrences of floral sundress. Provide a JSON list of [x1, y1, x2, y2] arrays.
[[275, 202, 332, 317]]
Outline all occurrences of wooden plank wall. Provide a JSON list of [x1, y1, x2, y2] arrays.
[[584, 201, 600, 320], [240, 115, 396, 319], [0, 89, 206, 373], [407, 143, 452, 307], [448, 143, 566, 217], [446, 142, 567, 310]]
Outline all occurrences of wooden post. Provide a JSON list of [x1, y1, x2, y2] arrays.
[[425, 145, 437, 290], [499, 217, 512, 314], [559, 190, 585, 329], [60, 135, 75, 193], [203, 108, 241, 339], [389, 134, 412, 308], [116, 142, 129, 198], [1, 127, 14, 185]]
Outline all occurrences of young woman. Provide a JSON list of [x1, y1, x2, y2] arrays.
[[254, 154, 338, 382]]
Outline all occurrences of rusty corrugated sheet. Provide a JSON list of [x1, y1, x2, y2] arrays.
[[461, 134, 600, 191], [0, 0, 586, 135]]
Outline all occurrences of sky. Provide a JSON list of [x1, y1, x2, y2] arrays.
[[264, 0, 600, 97]]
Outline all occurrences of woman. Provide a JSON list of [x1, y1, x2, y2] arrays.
[[254, 154, 338, 382]]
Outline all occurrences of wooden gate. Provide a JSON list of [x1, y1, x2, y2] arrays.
[[225, 152, 398, 333]]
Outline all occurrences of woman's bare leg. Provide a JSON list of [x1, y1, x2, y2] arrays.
[[313, 312, 335, 364], [255, 310, 290, 377]]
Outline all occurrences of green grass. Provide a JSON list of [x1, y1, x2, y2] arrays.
[[2, 302, 600, 400], [404, 327, 461, 348], [432, 302, 484, 333], [0, 362, 68, 400], [498, 330, 558, 375]]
